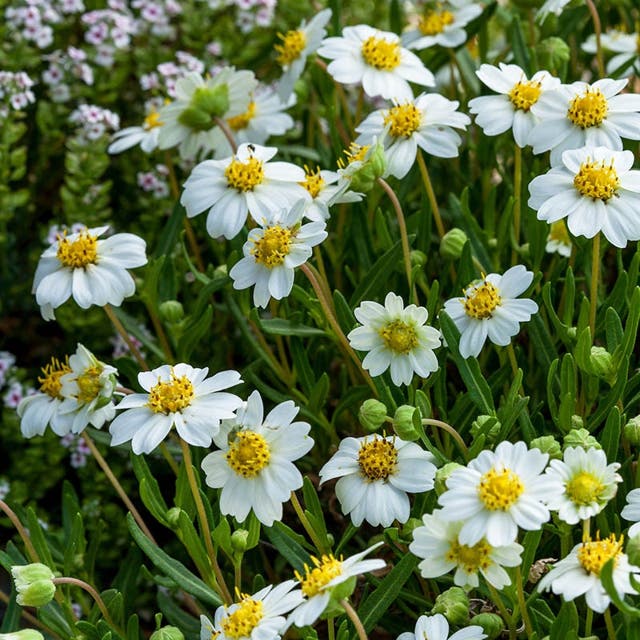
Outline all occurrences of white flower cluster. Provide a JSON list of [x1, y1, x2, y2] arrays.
[[0, 71, 36, 114], [131, 0, 181, 38], [69, 104, 120, 141], [5, 0, 61, 49], [42, 47, 93, 102], [82, 7, 138, 67]]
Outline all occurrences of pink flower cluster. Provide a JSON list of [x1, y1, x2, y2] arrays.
[[60, 433, 92, 468], [82, 4, 137, 67], [145, 51, 205, 96], [137, 165, 170, 199], [69, 103, 120, 140], [5, 0, 61, 48], [132, 0, 182, 38], [42, 47, 93, 102], [0, 71, 36, 114]]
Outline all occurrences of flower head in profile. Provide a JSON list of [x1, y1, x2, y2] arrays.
[[545, 220, 572, 258], [621, 488, 640, 538], [109, 364, 242, 454], [397, 613, 486, 640], [320, 434, 437, 527], [108, 101, 164, 154], [298, 165, 361, 222], [583, 30, 640, 78]]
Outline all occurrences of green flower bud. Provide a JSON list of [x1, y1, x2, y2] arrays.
[[435, 462, 464, 495], [536, 37, 571, 71], [11, 564, 56, 607], [410, 250, 427, 269], [342, 141, 386, 193], [400, 517, 423, 540], [0, 631, 45, 640], [165, 507, 182, 529], [563, 428, 601, 451], [570, 414, 584, 430], [431, 587, 469, 626], [159, 300, 185, 324], [529, 435, 562, 459], [439, 228, 468, 260], [624, 416, 640, 446], [177, 85, 230, 132], [393, 405, 421, 441], [567, 326, 577, 339], [150, 627, 184, 640], [470, 415, 501, 443], [589, 346, 616, 385], [359, 399, 388, 432], [231, 529, 249, 554], [626, 534, 640, 568], [469, 613, 504, 640]]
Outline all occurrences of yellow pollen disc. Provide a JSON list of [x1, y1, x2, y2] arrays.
[[361, 35, 401, 71], [250, 225, 293, 268], [384, 103, 422, 138], [446, 539, 492, 573], [508, 80, 542, 111], [76, 365, 103, 404], [226, 431, 271, 478], [294, 554, 343, 598], [275, 29, 307, 66], [38, 356, 71, 399], [300, 165, 325, 198], [577, 534, 623, 576], [463, 280, 502, 320], [56, 231, 98, 269], [379, 319, 418, 354], [565, 471, 605, 506], [358, 437, 398, 481], [337, 142, 370, 169], [418, 9, 455, 35], [220, 598, 264, 639], [225, 156, 264, 192], [567, 89, 608, 128], [548, 220, 571, 244], [147, 372, 194, 414], [143, 109, 163, 130], [478, 467, 524, 511], [227, 101, 256, 131], [573, 160, 619, 202]]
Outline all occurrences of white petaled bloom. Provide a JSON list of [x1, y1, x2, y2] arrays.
[[529, 78, 640, 165], [317, 25, 435, 101], [410, 510, 524, 590], [319, 434, 437, 527], [397, 613, 486, 640], [402, 0, 483, 51], [355, 93, 470, 179], [348, 292, 441, 386], [442, 265, 538, 359], [108, 103, 163, 154], [32, 225, 147, 321], [287, 543, 386, 628], [275, 8, 332, 101], [538, 534, 640, 613], [229, 200, 327, 308], [528, 146, 640, 249], [438, 441, 556, 547], [622, 488, 640, 538], [468, 63, 560, 148], [298, 165, 361, 222], [583, 30, 640, 78], [180, 142, 309, 240], [543, 446, 622, 525], [200, 390, 314, 526], [536, 0, 571, 22], [545, 220, 572, 258], [109, 363, 242, 454]]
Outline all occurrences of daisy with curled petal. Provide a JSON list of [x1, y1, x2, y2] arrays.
[[108, 102, 163, 154], [319, 434, 437, 527], [348, 292, 441, 386], [299, 165, 361, 222], [438, 441, 556, 547], [410, 510, 524, 590], [621, 488, 640, 538], [355, 92, 470, 179], [443, 265, 538, 359], [229, 200, 327, 308], [528, 146, 640, 249], [180, 142, 309, 240], [32, 225, 147, 321], [317, 25, 435, 101], [109, 363, 242, 454], [468, 63, 560, 148], [398, 613, 486, 640], [200, 390, 314, 526]]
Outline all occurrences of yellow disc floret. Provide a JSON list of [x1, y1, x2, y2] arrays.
[[358, 437, 398, 481], [573, 160, 619, 202], [463, 280, 502, 320], [379, 320, 418, 354], [143, 108, 163, 130], [447, 539, 492, 573], [226, 431, 271, 478], [76, 365, 104, 404], [418, 9, 455, 35], [227, 101, 256, 131], [337, 142, 370, 169], [361, 36, 401, 70], [251, 225, 293, 268], [566, 471, 605, 506], [384, 103, 422, 138], [567, 89, 608, 128], [57, 230, 98, 269], [220, 597, 264, 639], [508, 80, 542, 111], [478, 467, 524, 511], [275, 29, 307, 66], [300, 166, 325, 198], [548, 220, 571, 244], [38, 357, 71, 399], [577, 534, 623, 576], [225, 156, 264, 192], [148, 371, 194, 414], [295, 554, 343, 598]]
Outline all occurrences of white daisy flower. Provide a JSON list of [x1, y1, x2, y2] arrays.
[[32, 225, 147, 321], [275, 8, 332, 101], [348, 292, 441, 386], [545, 220, 572, 258], [538, 534, 640, 613], [621, 488, 640, 538], [528, 146, 640, 249], [299, 165, 361, 222], [108, 103, 163, 154], [410, 510, 524, 590], [229, 200, 327, 308], [536, 0, 571, 22], [438, 441, 555, 547], [180, 142, 309, 240], [529, 78, 640, 164], [108, 363, 242, 454], [583, 30, 640, 78], [544, 446, 622, 525], [319, 434, 437, 527], [468, 63, 560, 148], [317, 25, 435, 101], [287, 543, 386, 629], [397, 613, 486, 640], [355, 92, 470, 179], [402, 0, 483, 51], [200, 390, 314, 526], [442, 265, 538, 359]]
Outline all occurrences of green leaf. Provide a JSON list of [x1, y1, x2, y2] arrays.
[[63, 513, 86, 576], [157, 589, 200, 638], [333, 290, 355, 335], [0, 589, 20, 631], [258, 318, 326, 337], [177, 304, 213, 361], [308, 373, 330, 415], [264, 522, 311, 572], [600, 407, 621, 462], [26, 507, 54, 567], [175, 509, 214, 583], [154, 201, 185, 258], [605, 307, 624, 353], [548, 600, 579, 638], [349, 239, 405, 306], [131, 454, 170, 526], [510, 14, 531, 75], [126, 614, 140, 640], [38, 601, 74, 637], [601, 557, 640, 616]]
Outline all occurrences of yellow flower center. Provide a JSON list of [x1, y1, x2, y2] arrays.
[[384, 103, 422, 138], [379, 320, 418, 354], [220, 597, 264, 639], [446, 539, 492, 573], [567, 89, 608, 128], [143, 109, 163, 130], [251, 225, 293, 268], [147, 372, 194, 414], [337, 143, 370, 169], [573, 160, 619, 202], [463, 280, 502, 320], [275, 29, 307, 66], [225, 156, 264, 192], [295, 554, 343, 598], [508, 80, 542, 112], [300, 166, 325, 198], [56, 231, 98, 269], [478, 467, 524, 511], [226, 431, 271, 478], [577, 534, 623, 576], [565, 471, 605, 506], [76, 365, 103, 404], [38, 357, 71, 399], [358, 437, 398, 481], [227, 101, 256, 131], [361, 35, 401, 71], [418, 9, 455, 35], [548, 220, 571, 245]]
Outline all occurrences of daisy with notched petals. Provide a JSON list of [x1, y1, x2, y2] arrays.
[[398, 614, 486, 640], [317, 25, 435, 101], [109, 364, 242, 454], [528, 146, 640, 249], [33, 225, 147, 321], [621, 488, 640, 538], [319, 434, 437, 527], [443, 265, 538, 359]]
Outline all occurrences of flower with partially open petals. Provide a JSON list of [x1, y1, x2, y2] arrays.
[[397, 613, 486, 640]]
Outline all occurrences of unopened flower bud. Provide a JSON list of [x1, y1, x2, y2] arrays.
[[150, 627, 184, 640], [624, 416, 640, 446], [529, 435, 562, 459], [178, 85, 229, 130], [0, 631, 45, 640], [626, 534, 640, 567], [589, 346, 616, 385], [11, 564, 56, 607], [359, 399, 388, 432], [410, 250, 427, 269], [563, 428, 600, 451], [435, 462, 464, 495], [231, 529, 249, 554], [166, 507, 182, 529], [159, 300, 184, 324], [440, 228, 468, 260], [341, 141, 386, 193], [431, 587, 469, 626], [469, 613, 504, 640], [536, 37, 571, 71], [570, 414, 584, 430], [393, 405, 421, 441], [470, 415, 500, 443]]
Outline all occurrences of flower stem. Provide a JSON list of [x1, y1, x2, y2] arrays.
[[512, 144, 522, 263], [0, 499, 40, 563], [290, 491, 329, 554], [417, 152, 446, 239], [214, 116, 238, 154], [590, 232, 600, 338], [585, 607, 594, 636], [514, 565, 533, 637], [582, 516, 591, 542], [340, 599, 368, 640], [585, 0, 605, 78], [103, 304, 149, 370], [487, 583, 515, 640], [604, 607, 616, 640], [422, 418, 469, 461]]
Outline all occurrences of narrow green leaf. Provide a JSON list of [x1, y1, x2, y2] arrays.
[[349, 239, 405, 306], [38, 601, 74, 637], [264, 522, 311, 572], [258, 318, 325, 337], [605, 307, 624, 353], [157, 589, 201, 637], [0, 589, 20, 632], [600, 407, 621, 462], [153, 201, 185, 258], [176, 509, 214, 582], [177, 305, 213, 361], [333, 290, 355, 335], [26, 507, 54, 567], [510, 15, 531, 75], [126, 614, 140, 640], [601, 557, 640, 616], [548, 600, 579, 638], [131, 454, 170, 526]]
